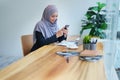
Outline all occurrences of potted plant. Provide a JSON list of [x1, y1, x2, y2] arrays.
[[80, 2, 107, 39], [83, 35, 91, 50], [83, 35, 97, 50]]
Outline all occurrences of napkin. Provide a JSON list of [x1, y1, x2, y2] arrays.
[[80, 50, 103, 57], [57, 40, 78, 49]]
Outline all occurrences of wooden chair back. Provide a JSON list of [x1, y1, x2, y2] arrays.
[[21, 34, 33, 56]]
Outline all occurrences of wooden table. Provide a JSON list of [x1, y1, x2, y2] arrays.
[[0, 42, 106, 80]]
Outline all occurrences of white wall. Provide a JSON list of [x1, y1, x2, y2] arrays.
[[0, 0, 105, 57]]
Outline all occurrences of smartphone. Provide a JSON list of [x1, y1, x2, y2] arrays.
[[64, 25, 69, 29]]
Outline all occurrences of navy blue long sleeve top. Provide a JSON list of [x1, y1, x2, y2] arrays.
[[30, 31, 66, 52]]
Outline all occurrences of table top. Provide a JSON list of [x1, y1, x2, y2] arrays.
[[0, 38, 106, 80]]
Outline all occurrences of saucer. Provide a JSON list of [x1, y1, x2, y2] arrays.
[[79, 55, 103, 62]]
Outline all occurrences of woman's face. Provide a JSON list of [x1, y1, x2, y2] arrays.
[[49, 12, 58, 23]]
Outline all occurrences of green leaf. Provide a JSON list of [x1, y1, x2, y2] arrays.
[[98, 32, 106, 39], [97, 28, 102, 33], [97, 2, 106, 12], [84, 23, 93, 28], [83, 35, 91, 43], [89, 28, 95, 35], [99, 14, 106, 22], [88, 6, 98, 11], [100, 23, 107, 30], [85, 11, 96, 19]]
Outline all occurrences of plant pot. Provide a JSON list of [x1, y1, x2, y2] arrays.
[[83, 43, 96, 50], [83, 43, 91, 50], [90, 43, 96, 50]]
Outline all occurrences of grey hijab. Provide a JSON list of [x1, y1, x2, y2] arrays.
[[33, 5, 59, 43]]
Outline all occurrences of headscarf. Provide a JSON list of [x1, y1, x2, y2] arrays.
[[33, 5, 59, 43]]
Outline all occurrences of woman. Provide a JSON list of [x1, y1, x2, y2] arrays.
[[31, 5, 68, 52]]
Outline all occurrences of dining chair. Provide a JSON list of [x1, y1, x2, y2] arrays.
[[21, 34, 33, 56]]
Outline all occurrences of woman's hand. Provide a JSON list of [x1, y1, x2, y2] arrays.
[[56, 29, 64, 38], [56, 26, 68, 38]]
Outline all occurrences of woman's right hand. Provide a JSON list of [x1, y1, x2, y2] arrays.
[[56, 29, 64, 38]]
